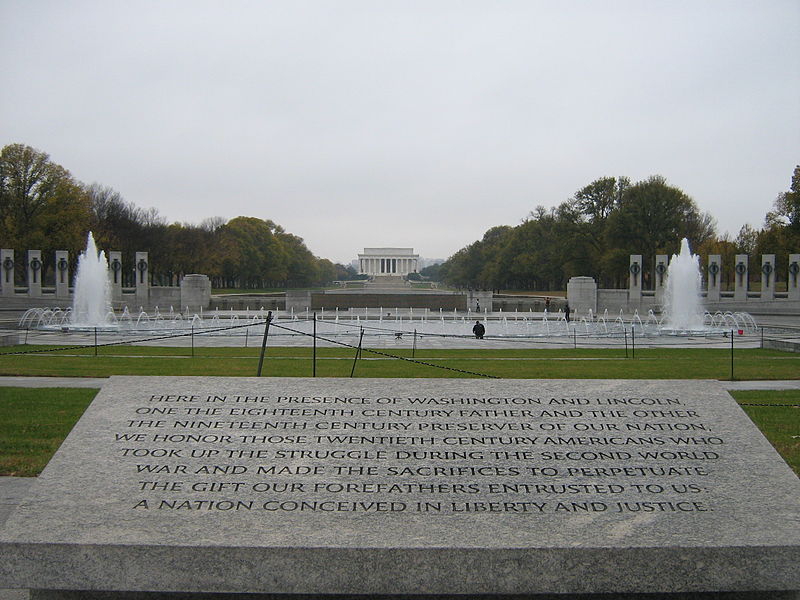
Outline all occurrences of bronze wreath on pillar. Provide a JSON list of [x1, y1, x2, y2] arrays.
[[629, 261, 641, 287], [761, 262, 773, 288], [735, 262, 746, 286], [29, 257, 42, 283], [137, 259, 148, 284], [708, 262, 719, 287], [2, 257, 14, 284], [57, 257, 68, 284], [789, 261, 799, 287], [111, 258, 122, 284], [655, 262, 666, 287]]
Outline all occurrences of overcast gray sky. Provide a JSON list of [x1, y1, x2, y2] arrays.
[[2, 1, 798, 264]]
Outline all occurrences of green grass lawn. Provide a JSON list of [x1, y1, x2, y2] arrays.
[[0, 387, 97, 476], [0, 345, 798, 380], [735, 390, 800, 476], [1, 345, 797, 477], [1, 387, 796, 477]]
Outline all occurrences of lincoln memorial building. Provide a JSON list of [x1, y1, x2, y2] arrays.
[[358, 248, 419, 278]]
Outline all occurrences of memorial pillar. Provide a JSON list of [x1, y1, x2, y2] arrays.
[[629, 254, 642, 304], [0, 248, 15, 296], [27, 250, 43, 298], [1, 250, 15, 296], [109, 251, 123, 302], [788, 254, 800, 302], [135, 251, 149, 306], [760, 255, 776, 301], [567, 276, 597, 314], [55, 251, 70, 299], [654, 255, 668, 305], [707, 255, 721, 303], [734, 254, 748, 302]]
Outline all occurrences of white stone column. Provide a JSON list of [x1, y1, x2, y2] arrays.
[[108, 251, 123, 302], [629, 254, 642, 304], [27, 250, 43, 298], [761, 254, 775, 301], [707, 255, 721, 303], [654, 255, 668, 305], [789, 254, 800, 301], [1, 249, 15, 296], [55, 251, 70, 299], [135, 251, 149, 306], [734, 254, 748, 302]]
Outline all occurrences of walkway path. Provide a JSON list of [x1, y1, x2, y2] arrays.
[[1, 376, 799, 389], [0, 376, 107, 388]]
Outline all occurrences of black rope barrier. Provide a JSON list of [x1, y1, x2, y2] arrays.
[[3, 315, 794, 358], [267, 321, 500, 379], [0, 319, 266, 356]]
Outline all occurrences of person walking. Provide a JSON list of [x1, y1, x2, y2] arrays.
[[472, 320, 485, 339], [564, 303, 571, 323]]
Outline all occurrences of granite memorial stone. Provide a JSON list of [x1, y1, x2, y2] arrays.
[[1, 376, 798, 596]]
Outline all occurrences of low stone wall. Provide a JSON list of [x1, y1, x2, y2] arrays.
[[762, 338, 800, 353], [210, 295, 284, 311], [0, 332, 19, 345], [147, 287, 181, 309], [492, 295, 565, 312], [311, 292, 466, 311]]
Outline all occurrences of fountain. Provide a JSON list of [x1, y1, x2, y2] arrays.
[[661, 238, 705, 332], [70, 232, 113, 328], [16, 234, 757, 341]]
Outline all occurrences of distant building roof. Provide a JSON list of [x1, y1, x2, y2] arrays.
[[359, 248, 418, 257]]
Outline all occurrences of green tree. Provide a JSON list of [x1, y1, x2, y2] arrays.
[[604, 175, 716, 285], [216, 217, 288, 288], [0, 143, 92, 279], [570, 176, 629, 223], [767, 165, 800, 233]]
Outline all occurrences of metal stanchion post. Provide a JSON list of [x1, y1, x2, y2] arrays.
[[256, 311, 273, 377], [350, 328, 364, 377], [413, 329, 417, 358], [624, 327, 628, 359], [313, 312, 317, 377]]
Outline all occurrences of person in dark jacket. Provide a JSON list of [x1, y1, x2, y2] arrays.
[[472, 320, 485, 339], [564, 304, 571, 323]]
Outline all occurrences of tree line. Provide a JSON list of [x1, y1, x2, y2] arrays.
[[0, 143, 356, 288], [3, 142, 797, 292], [429, 169, 799, 291]]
